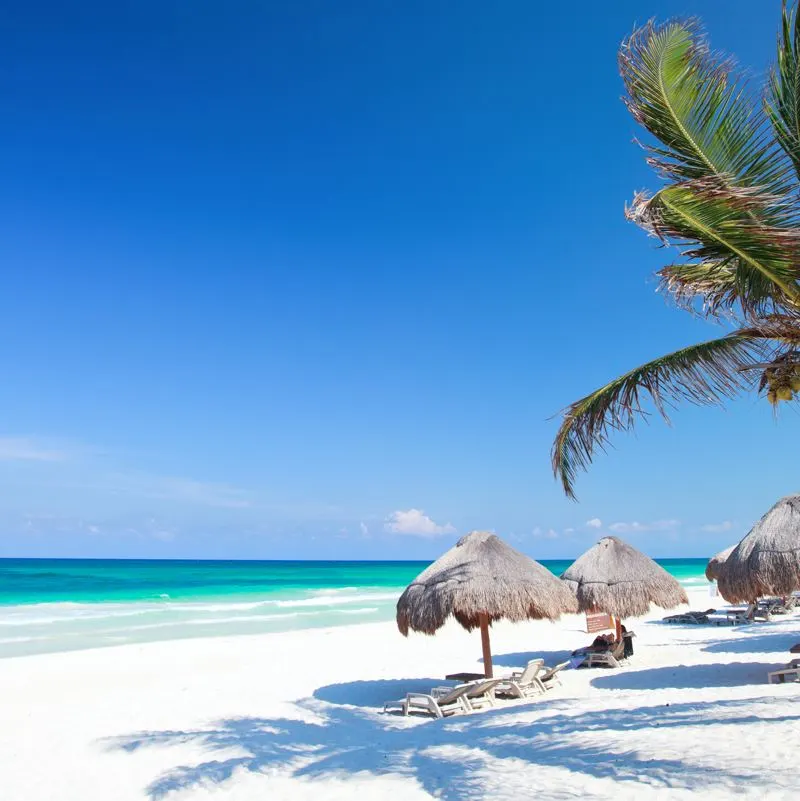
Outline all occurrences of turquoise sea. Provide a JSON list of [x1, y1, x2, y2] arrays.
[[0, 558, 709, 659]]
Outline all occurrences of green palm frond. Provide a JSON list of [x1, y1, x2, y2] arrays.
[[551, 11, 800, 499], [551, 334, 766, 499], [630, 182, 800, 309], [620, 19, 788, 192], [767, 1, 800, 181]]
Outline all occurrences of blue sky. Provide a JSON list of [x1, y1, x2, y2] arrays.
[[0, 1, 794, 560]]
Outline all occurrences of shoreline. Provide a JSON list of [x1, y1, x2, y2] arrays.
[[3, 587, 800, 799], [0, 558, 712, 660]]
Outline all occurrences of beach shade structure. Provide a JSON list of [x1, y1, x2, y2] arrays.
[[561, 536, 688, 640], [716, 496, 800, 604], [396, 530, 579, 677], [705, 545, 736, 583]]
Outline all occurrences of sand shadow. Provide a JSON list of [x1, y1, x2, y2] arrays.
[[487, 650, 572, 669], [591, 661, 783, 691], [314, 678, 443, 707], [105, 682, 800, 800], [703, 630, 800, 655]]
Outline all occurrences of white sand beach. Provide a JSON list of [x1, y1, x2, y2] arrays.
[[2, 587, 799, 801]]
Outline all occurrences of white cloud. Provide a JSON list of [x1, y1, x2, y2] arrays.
[[0, 437, 68, 462], [564, 527, 575, 535], [608, 519, 680, 534], [701, 520, 734, 533], [533, 527, 559, 539], [585, 518, 602, 529], [110, 473, 252, 509], [359, 521, 370, 537], [384, 509, 456, 537]]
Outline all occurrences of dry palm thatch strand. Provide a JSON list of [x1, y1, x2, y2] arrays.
[[705, 544, 736, 581], [738, 312, 800, 344], [658, 258, 761, 319], [561, 536, 688, 618], [396, 530, 578, 636], [551, 334, 765, 499], [716, 495, 800, 603]]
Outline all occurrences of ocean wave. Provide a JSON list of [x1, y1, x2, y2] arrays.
[[0, 605, 166, 626], [0, 592, 399, 627], [0, 635, 51, 645], [127, 612, 309, 630], [275, 592, 398, 608]]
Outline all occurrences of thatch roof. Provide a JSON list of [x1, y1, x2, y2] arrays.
[[716, 495, 800, 603], [396, 530, 579, 635], [705, 545, 735, 582], [561, 536, 688, 618]]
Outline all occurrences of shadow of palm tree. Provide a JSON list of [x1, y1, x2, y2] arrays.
[[484, 650, 573, 669], [106, 685, 800, 800], [591, 660, 782, 690], [702, 630, 800, 655], [314, 678, 443, 707]]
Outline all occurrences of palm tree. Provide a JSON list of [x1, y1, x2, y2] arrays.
[[553, 3, 800, 499]]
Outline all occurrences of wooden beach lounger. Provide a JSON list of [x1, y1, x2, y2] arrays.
[[495, 659, 545, 699], [383, 681, 476, 718]]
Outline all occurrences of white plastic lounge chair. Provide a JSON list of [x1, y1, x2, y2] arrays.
[[463, 678, 502, 710], [762, 596, 797, 615], [709, 604, 761, 625], [583, 651, 621, 669], [768, 666, 800, 684], [539, 661, 570, 688], [576, 638, 625, 669], [750, 604, 772, 622], [383, 681, 475, 718], [495, 659, 545, 699]]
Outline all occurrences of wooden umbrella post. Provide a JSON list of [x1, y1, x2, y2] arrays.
[[479, 612, 493, 677], [614, 615, 622, 642]]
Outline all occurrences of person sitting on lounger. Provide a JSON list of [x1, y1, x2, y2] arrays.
[[572, 633, 614, 657]]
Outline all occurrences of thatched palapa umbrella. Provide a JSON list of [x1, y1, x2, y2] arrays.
[[396, 530, 578, 677], [705, 545, 735, 582], [717, 496, 800, 604], [561, 536, 688, 639]]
